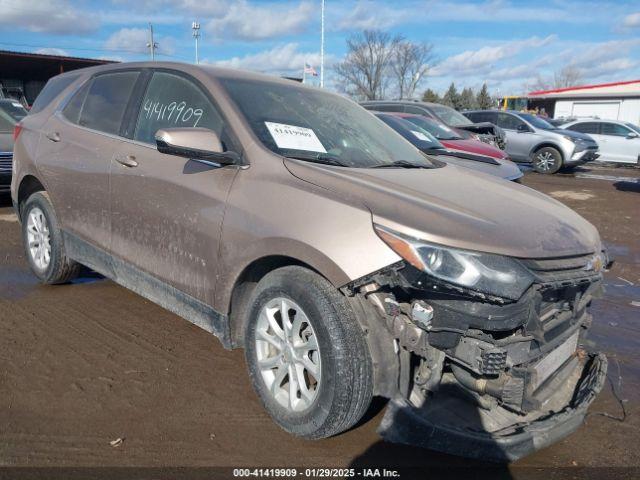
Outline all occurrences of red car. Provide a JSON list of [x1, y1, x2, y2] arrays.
[[385, 112, 508, 160]]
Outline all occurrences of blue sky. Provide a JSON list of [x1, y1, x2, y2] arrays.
[[1, 0, 639, 96]]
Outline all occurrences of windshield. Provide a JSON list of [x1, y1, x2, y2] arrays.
[[220, 79, 436, 168], [428, 104, 472, 126], [517, 113, 555, 130], [403, 115, 462, 140], [625, 122, 640, 134], [0, 101, 28, 121], [376, 114, 443, 150]]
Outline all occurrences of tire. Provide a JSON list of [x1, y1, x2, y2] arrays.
[[532, 146, 562, 174], [21, 191, 81, 284], [244, 266, 373, 439]]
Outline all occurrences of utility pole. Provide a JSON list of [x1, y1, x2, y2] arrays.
[[192, 21, 201, 64], [147, 23, 158, 61], [320, 0, 325, 88]]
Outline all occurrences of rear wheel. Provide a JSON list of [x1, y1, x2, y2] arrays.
[[532, 147, 562, 174], [22, 192, 81, 284], [244, 266, 373, 439]]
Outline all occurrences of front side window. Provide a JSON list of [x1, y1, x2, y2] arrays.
[[220, 78, 435, 168], [65, 71, 139, 135], [516, 113, 554, 130], [601, 122, 631, 137], [497, 113, 526, 131], [567, 122, 599, 134], [134, 72, 225, 145]]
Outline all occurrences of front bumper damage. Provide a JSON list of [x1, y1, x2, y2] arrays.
[[347, 252, 609, 461], [378, 352, 606, 462]]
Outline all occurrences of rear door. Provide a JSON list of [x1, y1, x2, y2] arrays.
[[109, 69, 240, 306], [37, 70, 140, 250], [496, 113, 531, 161]]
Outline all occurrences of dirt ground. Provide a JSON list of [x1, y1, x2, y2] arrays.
[[1, 164, 639, 478]]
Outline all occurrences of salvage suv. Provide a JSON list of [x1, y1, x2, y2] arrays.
[[12, 62, 607, 461]]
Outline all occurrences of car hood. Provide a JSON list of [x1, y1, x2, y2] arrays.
[[284, 159, 600, 259], [550, 128, 594, 142], [440, 138, 507, 159]]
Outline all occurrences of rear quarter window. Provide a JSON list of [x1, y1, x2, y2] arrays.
[[29, 73, 81, 114], [568, 122, 599, 134]]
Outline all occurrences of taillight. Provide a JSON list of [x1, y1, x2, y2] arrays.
[[13, 122, 23, 141]]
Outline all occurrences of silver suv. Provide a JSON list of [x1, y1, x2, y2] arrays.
[[465, 110, 599, 173]]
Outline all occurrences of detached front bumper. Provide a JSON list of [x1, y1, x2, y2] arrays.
[[378, 352, 607, 462]]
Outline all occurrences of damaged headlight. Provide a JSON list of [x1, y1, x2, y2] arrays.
[[374, 224, 534, 300]]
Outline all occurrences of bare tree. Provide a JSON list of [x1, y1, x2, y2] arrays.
[[529, 66, 584, 92], [553, 65, 583, 88], [334, 30, 401, 100], [391, 41, 436, 99]]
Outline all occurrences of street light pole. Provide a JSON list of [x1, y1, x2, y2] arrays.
[[192, 21, 201, 64], [147, 23, 158, 61], [320, 0, 325, 88]]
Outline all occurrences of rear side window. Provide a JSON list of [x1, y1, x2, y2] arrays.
[[568, 122, 599, 134], [71, 71, 139, 135], [134, 71, 224, 145], [601, 122, 631, 137], [467, 111, 496, 123], [30, 73, 81, 114]]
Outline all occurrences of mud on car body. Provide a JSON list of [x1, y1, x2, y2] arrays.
[[12, 62, 607, 462]]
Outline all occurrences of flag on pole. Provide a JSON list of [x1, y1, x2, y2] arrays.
[[304, 63, 318, 77]]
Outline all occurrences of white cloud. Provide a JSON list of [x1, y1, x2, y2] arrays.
[[104, 27, 176, 56], [622, 12, 640, 28], [0, 0, 97, 34], [206, 1, 314, 41], [212, 43, 330, 75], [35, 47, 69, 56], [336, 2, 409, 31], [431, 35, 556, 76]]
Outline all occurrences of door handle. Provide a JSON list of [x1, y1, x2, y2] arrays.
[[115, 155, 138, 168], [46, 131, 60, 142]]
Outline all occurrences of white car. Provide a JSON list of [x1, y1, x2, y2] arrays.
[[562, 119, 640, 165]]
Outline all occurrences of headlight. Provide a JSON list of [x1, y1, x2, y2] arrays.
[[374, 225, 534, 300], [562, 135, 576, 143]]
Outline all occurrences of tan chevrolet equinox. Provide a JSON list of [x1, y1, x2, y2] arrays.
[[11, 62, 608, 461]]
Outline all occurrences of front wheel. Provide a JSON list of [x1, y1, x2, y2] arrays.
[[532, 147, 562, 174], [244, 266, 373, 439]]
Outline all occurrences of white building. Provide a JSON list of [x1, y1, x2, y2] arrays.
[[528, 79, 640, 124]]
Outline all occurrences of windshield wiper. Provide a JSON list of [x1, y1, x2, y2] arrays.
[[284, 153, 348, 167], [371, 160, 429, 169]]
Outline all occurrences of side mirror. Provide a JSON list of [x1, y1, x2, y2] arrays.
[[626, 132, 639, 139], [155, 128, 240, 165], [516, 124, 529, 133]]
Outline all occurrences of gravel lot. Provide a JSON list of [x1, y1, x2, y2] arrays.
[[1, 165, 639, 478]]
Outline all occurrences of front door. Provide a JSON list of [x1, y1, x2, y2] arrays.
[[497, 113, 532, 161], [599, 122, 639, 164], [109, 70, 240, 307]]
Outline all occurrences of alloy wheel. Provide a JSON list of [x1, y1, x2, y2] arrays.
[[535, 151, 555, 171], [26, 207, 51, 270], [254, 297, 321, 412]]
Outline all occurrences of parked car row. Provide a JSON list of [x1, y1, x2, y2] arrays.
[[9, 62, 608, 461], [464, 110, 600, 174], [0, 98, 28, 193]]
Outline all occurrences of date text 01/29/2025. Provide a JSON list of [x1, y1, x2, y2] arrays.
[[232, 468, 401, 478]]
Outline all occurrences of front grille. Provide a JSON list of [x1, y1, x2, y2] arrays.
[[0, 152, 12, 174], [519, 253, 601, 284]]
